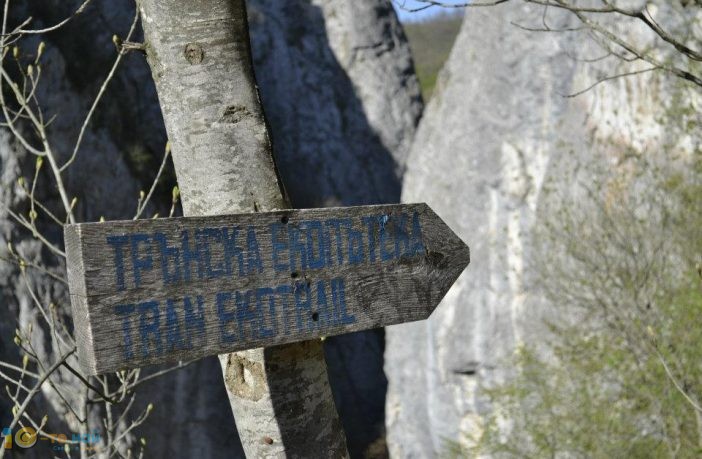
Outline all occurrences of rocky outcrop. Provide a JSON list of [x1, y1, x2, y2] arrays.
[[384, 3, 579, 456], [384, 1, 700, 456], [248, 0, 421, 208], [0, 0, 421, 457]]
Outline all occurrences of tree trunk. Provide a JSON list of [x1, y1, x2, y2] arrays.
[[137, 0, 348, 456]]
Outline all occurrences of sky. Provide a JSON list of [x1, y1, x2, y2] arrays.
[[392, 0, 468, 22]]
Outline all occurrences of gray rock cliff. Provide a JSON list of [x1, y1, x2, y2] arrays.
[[0, 0, 421, 457], [384, 1, 700, 456], [385, 3, 578, 456]]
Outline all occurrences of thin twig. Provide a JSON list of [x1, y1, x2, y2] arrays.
[[0, 253, 68, 284], [122, 360, 193, 393], [60, 361, 119, 405], [0, 348, 75, 457], [564, 67, 659, 98], [0, 370, 32, 393], [654, 346, 702, 413], [0, 360, 39, 379], [60, 8, 140, 172], [3, 205, 66, 257], [133, 144, 171, 220], [12, 0, 93, 35], [393, 0, 510, 13]]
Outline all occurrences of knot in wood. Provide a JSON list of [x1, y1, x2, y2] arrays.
[[184, 43, 204, 64], [223, 354, 265, 401]]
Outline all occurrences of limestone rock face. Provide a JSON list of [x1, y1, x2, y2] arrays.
[[0, 0, 420, 457], [384, 3, 579, 456], [384, 1, 700, 456], [313, 1, 423, 178], [248, 0, 422, 208]]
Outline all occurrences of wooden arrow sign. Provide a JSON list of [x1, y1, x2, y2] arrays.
[[65, 203, 469, 375]]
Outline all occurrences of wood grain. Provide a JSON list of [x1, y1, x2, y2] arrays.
[[65, 203, 469, 375]]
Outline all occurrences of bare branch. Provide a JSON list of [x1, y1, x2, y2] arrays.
[[133, 143, 171, 220], [600, 0, 702, 61], [0, 348, 75, 457], [121, 360, 193, 394], [3, 205, 67, 257], [60, 8, 141, 172], [59, 361, 119, 405], [392, 0, 511, 13], [509, 20, 585, 33], [568, 5, 702, 87], [653, 345, 702, 413], [11, 0, 93, 35], [564, 66, 659, 98]]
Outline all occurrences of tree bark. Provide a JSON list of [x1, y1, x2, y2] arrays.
[[137, 0, 348, 456]]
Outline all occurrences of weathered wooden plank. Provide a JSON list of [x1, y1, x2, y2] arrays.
[[65, 203, 469, 375]]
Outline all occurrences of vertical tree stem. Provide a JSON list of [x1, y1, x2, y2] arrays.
[[137, 0, 348, 456]]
